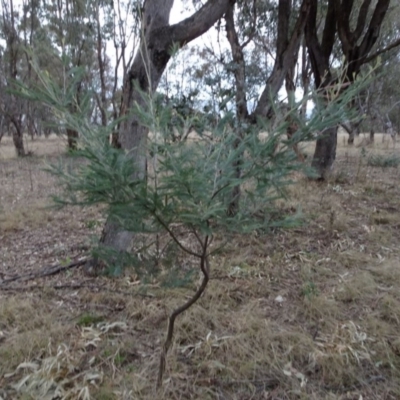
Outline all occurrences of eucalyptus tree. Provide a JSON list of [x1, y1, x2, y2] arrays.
[[305, 0, 400, 177], [224, 0, 312, 213], [0, 0, 56, 145], [0, 0, 26, 156], [106, 0, 141, 147], [354, 5, 400, 139], [87, 0, 140, 130], [92, 0, 236, 271], [157, 0, 313, 215], [42, 0, 99, 149]]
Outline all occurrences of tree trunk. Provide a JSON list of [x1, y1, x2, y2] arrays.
[[12, 127, 25, 156], [224, 0, 311, 215], [305, 0, 398, 176], [225, 2, 248, 216], [91, 0, 234, 273], [252, 0, 312, 120], [66, 128, 79, 150], [0, 119, 4, 143], [10, 116, 25, 157], [348, 131, 355, 145], [110, 132, 121, 148], [311, 126, 337, 179], [95, 1, 174, 270], [369, 128, 375, 143], [342, 122, 356, 145]]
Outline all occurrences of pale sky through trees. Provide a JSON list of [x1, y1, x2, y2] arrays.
[[0, 0, 310, 113]]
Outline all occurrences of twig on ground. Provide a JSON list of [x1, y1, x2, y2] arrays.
[[0, 282, 155, 297], [0, 257, 88, 285]]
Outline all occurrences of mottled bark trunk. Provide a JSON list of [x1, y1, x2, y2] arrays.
[[90, 0, 234, 273], [10, 116, 25, 157], [12, 127, 25, 156], [66, 128, 79, 150], [311, 126, 337, 179], [306, 0, 336, 178], [95, 36, 171, 271]]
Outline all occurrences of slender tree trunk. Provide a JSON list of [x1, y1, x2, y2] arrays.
[[224, 0, 311, 215], [311, 126, 337, 179], [252, 0, 312, 120], [370, 128, 375, 143], [95, 1, 108, 128], [341, 121, 357, 145], [110, 133, 121, 148], [348, 131, 355, 145], [10, 116, 25, 156], [300, 78, 310, 118], [12, 126, 25, 156], [66, 128, 79, 150], [225, 2, 248, 216], [285, 62, 305, 162], [0, 118, 4, 143], [3, 0, 25, 157]]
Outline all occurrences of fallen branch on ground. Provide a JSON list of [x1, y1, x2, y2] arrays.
[[0, 282, 155, 297], [0, 257, 88, 286]]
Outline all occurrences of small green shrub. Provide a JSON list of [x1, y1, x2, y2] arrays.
[[367, 154, 400, 168], [302, 281, 319, 299], [76, 313, 104, 327]]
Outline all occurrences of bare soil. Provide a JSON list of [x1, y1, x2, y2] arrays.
[[1, 134, 400, 399]]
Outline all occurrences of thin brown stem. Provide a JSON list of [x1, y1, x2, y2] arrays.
[[152, 212, 202, 258], [157, 237, 210, 388]]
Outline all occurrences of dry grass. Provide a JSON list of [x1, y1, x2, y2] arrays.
[[1, 135, 400, 399], [0, 135, 66, 160]]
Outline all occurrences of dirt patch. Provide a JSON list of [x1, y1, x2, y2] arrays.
[[1, 138, 400, 399]]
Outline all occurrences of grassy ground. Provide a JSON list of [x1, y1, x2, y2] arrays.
[[1, 133, 400, 399]]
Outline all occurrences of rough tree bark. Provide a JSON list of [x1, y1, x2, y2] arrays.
[[311, 126, 338, 175], [304, 0, 337, 178], [91, 0, 235, 271]]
